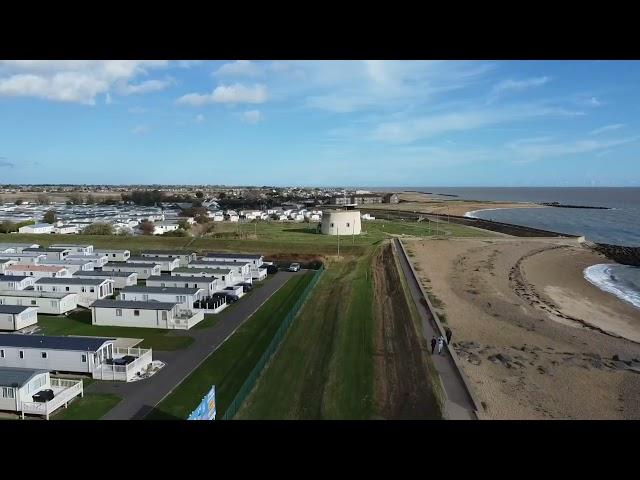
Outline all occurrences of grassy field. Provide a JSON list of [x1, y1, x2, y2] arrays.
[[146, 271, 315, 420], [52, 393, 122, 420], [238, 254, 375, 419], [38, 310, 194, 351]]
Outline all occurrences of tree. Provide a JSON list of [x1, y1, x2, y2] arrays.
[[140, 221, 155, 235], [42, 210, 57, 224], [163, 229, 188, 237], [14, 198, 23, 205], [81, 223, 114, 235], [177, 219, 191, 230], [69, 193, 83, 205], [85, 194, 96, 204], [36, 193, 50, 205], [195, 191, 204, 199], [0, 220, 16, 233]]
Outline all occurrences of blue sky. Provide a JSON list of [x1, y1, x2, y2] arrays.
[[0, 60, 639, 187]]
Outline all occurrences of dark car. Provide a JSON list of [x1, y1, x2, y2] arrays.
[[265, 264, 278, 274], [221, 292, 239, 302], [32, 389, 55, 402], [238, 282, 253, 292]]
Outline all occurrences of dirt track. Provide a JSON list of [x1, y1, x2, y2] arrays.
[[372, 242, 440, 419]]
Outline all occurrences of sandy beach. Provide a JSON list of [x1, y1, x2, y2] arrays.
[[365, 191, 542, 217], [404, 236, 640, 419]]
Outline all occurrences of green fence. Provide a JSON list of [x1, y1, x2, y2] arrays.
[[221, 265, 325, 419]]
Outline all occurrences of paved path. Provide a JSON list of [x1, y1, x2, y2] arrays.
[[393, 238, 478, 420], [92, 271, 303, 420]]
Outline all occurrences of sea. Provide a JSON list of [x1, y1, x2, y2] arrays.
[[369, 186, 640, 310]]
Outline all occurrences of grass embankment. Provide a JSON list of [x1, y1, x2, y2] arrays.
[[38, 310, 194, 351], [146, 271, 315, 420], [52, 393, 122, 420], [238, 254, 375, 419]]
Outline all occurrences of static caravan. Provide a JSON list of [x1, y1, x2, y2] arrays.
[[146, 275, 220, 297], [50, 244, 94, 255], [0, 368, 84, 420], [53, 225, 79, 234], [0, 243, 40, 253], [0, 259, 16, 274], [5, 264, 71, 279], [0, 334, 114, 375], [188, 260, 251, 284], [38, 259, 94, 274], [90, 299, 204, 330], [0, 276, 34, 291], [94, 249, 130, 262], [0, 290, 78, 315], [102, 262, 161, 280], [23, 247, 71, 260], [35, 277, 114, 307], [204, 252, 266, 280], [73, 270, 138, 289], [172, 267, 234, 288], [0, 252, 47, 264], [119, 286, 204, 312], [139, 250, 197, 267], [18, 223, 54, 234], [0, 305, 38, 331], [128, 256, 180, 272], [66, 254, 108, 268]]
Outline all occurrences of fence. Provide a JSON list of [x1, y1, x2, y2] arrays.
[[221, 265, 324, 419]]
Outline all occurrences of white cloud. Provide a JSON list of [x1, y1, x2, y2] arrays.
[[194, 114, 205, 123], [176, 83, 267, 106], [214, 61, 262, 77], [371, 105, 583, 144], [0, 60, 169, 105], [506, 135, 640, 159], [240, 110, 262, 124], [118, 78, 174, 95], [489, 76, 550, 102], [590, 123, 624, 135], [131, 124, 151, 135]]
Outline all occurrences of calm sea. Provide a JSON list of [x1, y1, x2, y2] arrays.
[[367, 186, 640, 311]]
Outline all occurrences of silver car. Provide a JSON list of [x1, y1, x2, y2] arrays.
[[288, 263, 301, 272]]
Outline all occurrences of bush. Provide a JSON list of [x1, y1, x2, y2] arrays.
[[81, 223, 114, 235], [0, 220, 17, 233], [163, 229, 189, 237], [42, 210, 57, 224]]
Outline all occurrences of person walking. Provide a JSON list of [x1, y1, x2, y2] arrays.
[[437, 335, 445, 355], [430, 337, 437, 354], [445, 327, 452, 345]]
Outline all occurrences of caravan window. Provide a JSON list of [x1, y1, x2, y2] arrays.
[[134, 310, 140, 316], [81, 354, 87, 363], [41, 352, 47, 359], [0, 349, 4, 358], [116, 309, 122, 317], [19, 351, 24, 359]]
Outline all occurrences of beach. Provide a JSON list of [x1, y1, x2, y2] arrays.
[[404, 236, 640, 419]]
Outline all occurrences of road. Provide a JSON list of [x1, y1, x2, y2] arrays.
[[393, 238, 478, 420], [91, 270, 303, 420]]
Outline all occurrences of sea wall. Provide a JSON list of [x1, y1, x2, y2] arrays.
[[592, 243, 640, 267]]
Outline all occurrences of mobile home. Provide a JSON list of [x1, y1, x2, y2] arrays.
[[0, 290, 78, 315], [0, 305, 38, 331], [0, 259, 17, 274], [23, 247, 71, 260], [5, 264, 71, 279], [0, 276, 35, 291], [0, 252, 47, 264], [38, 258, 94, 274], [139, 250, 196, 267], [102, 262, 161, 280], [90, 299, 204, 330], [0, 243, 40, 253], [172, 267, 234, 288], [188, 260, 251, 283], [66, 254, 108, 268], [50, 244, 94, 256], [18, 224, 54, 234], [146, 275, 221, 297], [35, 277, 114, 307], [127, 256, 180, 272], [119, 286, 204, 311], [94, 249, 130, 262], [204, 252, 266, 280], [73, 270, 138, 289]]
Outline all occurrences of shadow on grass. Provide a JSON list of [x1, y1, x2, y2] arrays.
[[142, 407, 185, 420], [281, 228, 321, 235]]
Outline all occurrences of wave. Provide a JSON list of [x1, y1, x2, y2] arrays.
[[584, 264, 640, 310], [463, 207, 510, 219]]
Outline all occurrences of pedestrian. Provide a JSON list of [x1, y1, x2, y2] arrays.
[[430, 337, 437, 354], [445, 327, 452, 345], [437, 335, 445, 355]]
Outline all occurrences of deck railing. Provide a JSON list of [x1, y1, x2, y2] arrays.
[[21, 378, 84, 420]]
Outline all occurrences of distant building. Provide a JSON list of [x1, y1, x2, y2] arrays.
[[383, 193, 400, 204], [18, 224, 54, 234]]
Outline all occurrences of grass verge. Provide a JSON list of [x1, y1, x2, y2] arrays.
[[52, 393, 122, 420]]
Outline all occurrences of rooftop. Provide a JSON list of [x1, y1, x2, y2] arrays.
[[103, 263, 160, 269], [147, 275, 214, 283], [6, 264, 67, 272], [204, 252, 262, 259], [23, 247, 69, 253], [90, 299, 178, 310], [173, 267, 230, 274], [0, 334, 113, 352], [140, 250, 196, 256], [0, 305, 34, 314], [121, 286, 201, 295], [0, 367, 47, 388], [35, 277, 110, 286], [0, 275, 31, 282], [74, 271, 136, 278]]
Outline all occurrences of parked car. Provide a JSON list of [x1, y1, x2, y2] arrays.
[[265, 264, 278, 274], [289, 263, 301, 272], [238, 282, 253, 292], [221, 292, 239, 302]]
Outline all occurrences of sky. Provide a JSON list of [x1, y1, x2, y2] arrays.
[[0, 60, 639, 187]]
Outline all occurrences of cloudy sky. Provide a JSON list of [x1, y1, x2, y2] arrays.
[[0, 60, 638, 186]]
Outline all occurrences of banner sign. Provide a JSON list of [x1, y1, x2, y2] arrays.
[[187, 385, 216, 420]]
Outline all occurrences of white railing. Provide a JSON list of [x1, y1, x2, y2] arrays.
[[93, 347, 153, 382], [21, 378, 83, 420], [168, 310, 205, 329]]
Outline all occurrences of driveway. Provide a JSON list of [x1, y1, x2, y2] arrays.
[[91, 270, 303, 420]]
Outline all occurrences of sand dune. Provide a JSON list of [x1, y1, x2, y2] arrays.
[[405, 237, 640, 419]]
